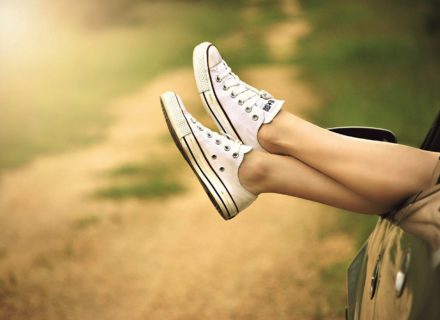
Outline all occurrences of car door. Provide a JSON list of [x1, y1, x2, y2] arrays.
[[346, 112, 440, 320]]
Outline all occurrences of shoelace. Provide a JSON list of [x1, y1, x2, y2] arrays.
[[216, 62, 273, 110], [190, 115, 243, 159]]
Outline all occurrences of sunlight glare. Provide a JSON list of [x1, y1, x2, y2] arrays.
[[1, 2, 31, 45]]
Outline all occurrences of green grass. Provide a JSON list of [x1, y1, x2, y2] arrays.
[[319, 261, 348, 318], [94, 160, 186, 200], [96, 180, 185, 200], [0, 0, 285, 171], [297, 0, 440, 314], [297, 0, 440, 147], [297, 0, 440, 246]]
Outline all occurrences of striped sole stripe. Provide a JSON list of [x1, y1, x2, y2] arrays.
[[160, 92, 238, 220]]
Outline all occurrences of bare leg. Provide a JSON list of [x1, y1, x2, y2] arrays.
[[258, 110, 439, 207], [239, 150, 389, 214]]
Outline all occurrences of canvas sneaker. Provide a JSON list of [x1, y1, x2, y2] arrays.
[[193, 41, 284, 150], [160, 91, 257, 220]]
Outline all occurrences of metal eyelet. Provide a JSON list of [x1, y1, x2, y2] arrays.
[[211, 155, 217, 160], [207, 133, 213, 138], [260, 91, 272, 99], [191, 118, 196, 123], [219, 167, 225, 172], [215, 139, 221, 145], [198, 126, 204, 131], [230, 92, 236, 98], [232, 152, 239, 158], [238, 100, 243, 105], [245, 106, 252, 113], [224, 145, 230, 151], [252, 115, 259, 121], [222, 85, 228, 91], [216, 76, 221, 83]]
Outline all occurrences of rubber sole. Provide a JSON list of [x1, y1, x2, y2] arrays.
[[193, 42, 242, 142], [160, 91, 238, 220]]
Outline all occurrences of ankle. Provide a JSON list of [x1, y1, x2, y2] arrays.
[[238, 151, 271, 195], [258, 125, 280, 155], [258, 110, 287, 153]]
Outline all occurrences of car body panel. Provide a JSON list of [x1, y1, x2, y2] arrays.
[[347, 218, 440, 320], [342, 111, 440, 320]]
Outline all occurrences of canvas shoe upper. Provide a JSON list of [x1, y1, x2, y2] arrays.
[[160, 91, 257, 220], [193, 41, 284, 151]]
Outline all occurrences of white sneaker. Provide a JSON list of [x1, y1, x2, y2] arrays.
[[193, 41, 284, 150], [160, 91, 257, 220]]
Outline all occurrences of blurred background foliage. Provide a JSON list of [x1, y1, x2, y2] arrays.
[[1, 0, 438, 168], [0, 0, 284, 170], [298, 0, 440, 147], [0, 0, 439, 318], [296, 0, 440, 247]]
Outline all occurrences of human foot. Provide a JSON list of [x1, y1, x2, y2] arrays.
[[193, 42, 284, 150], [160, 91, 257, 220]]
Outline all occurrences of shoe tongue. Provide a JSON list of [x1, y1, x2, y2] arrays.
[[255, 96, 279, 111], [208, 46, 223, 68], [262, 99, 284, 124]]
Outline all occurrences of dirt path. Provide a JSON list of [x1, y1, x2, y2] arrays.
[[264, 0, 310, 62], [0, 3, 354, 320]]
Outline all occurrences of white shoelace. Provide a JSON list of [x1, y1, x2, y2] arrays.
[[190, 116, 243, 158], [216, 62, 273, 110]]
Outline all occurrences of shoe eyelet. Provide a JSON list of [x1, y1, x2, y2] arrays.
[[232, 152, 239, 158], [252, 115, 259, 121], [219, 167, 225, 172], [238, 100, 243, 105], [207, 133, 213, 138], [260, 91, 271, 99], [222, 85, 228, 91], [211, 155, 217, 160], [230, 92, 236, 98], [224, 145, 231, 151], [198, 126, 204, 131], [216, 76, 221, 83], [191, 118, 196, 123], [245, 106, 252, 113], [215, 139, 221, 145]]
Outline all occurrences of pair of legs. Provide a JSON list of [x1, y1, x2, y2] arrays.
[[164, 41, 440, 246], [239, 110, 439, 215]]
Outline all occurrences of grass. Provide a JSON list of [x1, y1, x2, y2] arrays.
[[94, 160, 186, 200], [95, 180, 185, 200], [97, 179, 185, 200], [0, 0, 285, 171], [297, 0, 440, 147], [297, 0, 440, 247], [319, 261, 348, 318], [297, 0, 440, 314]]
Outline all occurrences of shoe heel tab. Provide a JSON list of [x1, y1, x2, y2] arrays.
[[160, 91, 186, 108], [194, 41, 213, 49], [160, 91, 177, 100]]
